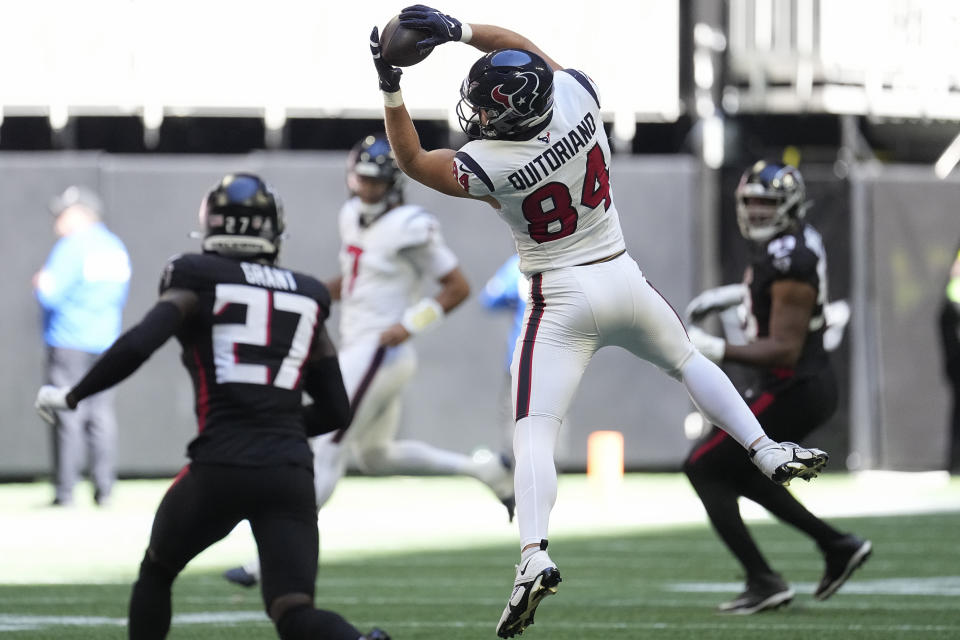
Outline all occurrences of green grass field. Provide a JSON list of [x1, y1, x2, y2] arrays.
[[1, 472, 959, 639]]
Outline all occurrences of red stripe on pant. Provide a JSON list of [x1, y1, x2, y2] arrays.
[[333, 346, 386, 444], [515, 273, 545, 421], [687, 391, 776, 463]]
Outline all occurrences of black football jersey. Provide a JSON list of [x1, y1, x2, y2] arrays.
[[159, 253, 331, 468], [746, 223, 829, 382]]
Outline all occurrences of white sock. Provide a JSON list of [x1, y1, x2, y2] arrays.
[[751, 436, 777, 452], [679, 351, 766, 449], [514, 415, 561, 548], [521, 544, 541, 563]]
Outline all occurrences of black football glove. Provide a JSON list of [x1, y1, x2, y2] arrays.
[[399, 4, 463, 50], [370, 26, 402, 93]]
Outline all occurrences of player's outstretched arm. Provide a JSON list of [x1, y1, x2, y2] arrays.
[[435, 266, 470, 314], [34, 289, 195, 424], [398, 5, 561, 70], [724, 280, 815, 367], [460, 24, 561, 71], [692, 280, 816, 367], [369, 26, 497, 206]]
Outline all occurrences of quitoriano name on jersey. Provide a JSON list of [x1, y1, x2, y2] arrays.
[[507, 112, 598, 191]]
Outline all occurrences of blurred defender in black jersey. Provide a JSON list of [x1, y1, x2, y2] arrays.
[[682, 162, 872, 614], [34, 174, 389, 640]]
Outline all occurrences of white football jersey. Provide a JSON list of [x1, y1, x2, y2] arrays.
[[337, 199, 458, 346], [454, 69, 626, 276]]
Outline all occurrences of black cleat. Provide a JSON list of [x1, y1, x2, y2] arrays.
[[361, 629, 391, 640], [717, 573, 794, 615], [815, 535, 873, 600]]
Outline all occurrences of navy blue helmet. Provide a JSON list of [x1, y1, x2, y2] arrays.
[[346, 135, 404, 216], [200, 173, 285, 260], [456, 49, 554, 141], [735, 161, 807, 242]]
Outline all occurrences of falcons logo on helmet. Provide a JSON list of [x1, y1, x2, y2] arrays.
[[491, 72, 540, 117]]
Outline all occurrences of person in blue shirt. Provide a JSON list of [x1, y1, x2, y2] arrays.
[[479, 254, 528, 465], [33, 186, 131, 506]]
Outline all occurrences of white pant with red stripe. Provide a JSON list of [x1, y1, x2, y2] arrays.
[[509, 252, 765, 548], [310, 336, 502, 509], [510, 252, 694, 422]]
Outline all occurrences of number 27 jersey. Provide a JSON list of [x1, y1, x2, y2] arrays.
[[453, 69, 626, 276], [159, 252, 330, 468]]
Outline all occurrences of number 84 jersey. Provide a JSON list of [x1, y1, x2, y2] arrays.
[[453, 69, 626, 276]]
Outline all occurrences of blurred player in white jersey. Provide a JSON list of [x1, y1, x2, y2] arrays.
[[370, 7, 833, 637], [224, 135, 513, 588]]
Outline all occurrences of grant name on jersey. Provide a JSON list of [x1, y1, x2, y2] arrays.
[[240, 262, 298, 291], [507, 112, 599, 191]]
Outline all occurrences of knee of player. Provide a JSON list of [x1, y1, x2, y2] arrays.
[[269, 592, 313, 625], [671, 348, 699, 382], [137, 548, 179, 585], [353, 445, 391, 472]]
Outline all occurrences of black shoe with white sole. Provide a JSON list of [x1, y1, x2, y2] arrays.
[[718, 573, 794, 615], [815, 535, 872, 600]]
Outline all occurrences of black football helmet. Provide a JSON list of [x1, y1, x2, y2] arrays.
[[200, 173, 285, 260], [735, 161, 807, 242], [346, 135, 404, 220], [456, 49, 554, 141]]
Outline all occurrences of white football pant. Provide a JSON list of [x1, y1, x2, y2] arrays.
[[311, 337, 499, 508], [510, 253, 766, 547]]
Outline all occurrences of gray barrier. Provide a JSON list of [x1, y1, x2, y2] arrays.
[[850, 163, 960, 471], [2, 152, 702, 478]]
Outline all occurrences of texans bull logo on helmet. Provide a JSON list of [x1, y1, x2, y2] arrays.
[[456, 48, 555, 140], [491, 72, 542, 118]]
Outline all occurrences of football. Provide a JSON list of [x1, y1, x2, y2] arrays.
[[379, 14, 433, 67]]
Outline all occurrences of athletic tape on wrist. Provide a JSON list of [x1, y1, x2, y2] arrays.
[[382, 90, 404, 108], [401, 297, 445, 334], [459, 23, 473, 43]]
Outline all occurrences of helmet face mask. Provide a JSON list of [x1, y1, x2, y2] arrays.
[[200, 173, 284, 261], [457, 49, 555, 141], [347, 135, 403, 220], [735, 162, 806, 243]]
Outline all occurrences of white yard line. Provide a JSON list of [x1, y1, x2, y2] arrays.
[[1, 612, 958, 633], [668, 576, 960, 596]]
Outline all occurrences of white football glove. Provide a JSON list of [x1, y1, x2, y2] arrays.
[[35, 385, 71, 426], [688, 326, 726, 363], [822, 299, 851, 352], [685, 284, 748, 324]]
